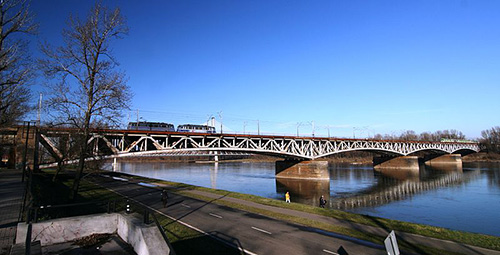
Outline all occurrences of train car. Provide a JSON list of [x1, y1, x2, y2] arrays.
[[177, 124, 216, 133], [127, 122, 175, 132], [440, 138, 476, 143]]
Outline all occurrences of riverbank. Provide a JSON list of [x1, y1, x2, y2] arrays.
[[34, 166, 500, 254], [463, 152, 500, 162], [99, 170, 500, 254]]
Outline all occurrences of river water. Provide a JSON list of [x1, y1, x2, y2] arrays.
[[110, 160, 500, 237]]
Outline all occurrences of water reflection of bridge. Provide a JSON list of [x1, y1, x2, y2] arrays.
[[331, 169, 480, 209]]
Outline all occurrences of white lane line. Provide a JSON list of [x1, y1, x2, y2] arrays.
[[322, 249, 339, 255], [112, 176, 128, 182], [251, 226, 272, 235], [209, 213, 223, 219], [94, 181, 258, 255], [138, 182, 157, 188], [181, 203, 191, 208]]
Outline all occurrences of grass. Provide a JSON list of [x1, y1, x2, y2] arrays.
[[180, 190, 466, 255], [35, 169, 500, 254], [114, 172, 500, 252]]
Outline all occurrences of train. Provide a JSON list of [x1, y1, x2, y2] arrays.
[[440, 138, 476, 143], [127, 121, 216, 133], [127, 122, 175, 131], [177, 124, 216, 133]]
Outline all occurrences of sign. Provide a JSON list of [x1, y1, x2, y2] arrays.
[[384, 230, 400, 255]]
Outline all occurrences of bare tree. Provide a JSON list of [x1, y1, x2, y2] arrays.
[[480, 127, 500, 153], [0, 0, 37, 127], [398, 130, 418, 141], [39, 3, 131, 199]]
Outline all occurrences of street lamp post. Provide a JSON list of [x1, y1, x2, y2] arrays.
[[310, 121, 315, 137], [218, 111, 223, 134], [296, 122, 302, 137]]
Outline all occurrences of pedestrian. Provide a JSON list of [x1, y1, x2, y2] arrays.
[[285, 191, 290, 203], [319, 195, 327, 208], [161, 188, 169, 208]]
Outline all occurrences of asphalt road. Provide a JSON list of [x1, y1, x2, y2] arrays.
[[90, 174, 387, 255]]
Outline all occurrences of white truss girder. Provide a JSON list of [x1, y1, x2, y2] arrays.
[[37, 129, 480, 160], [88, 133, 480, 160]]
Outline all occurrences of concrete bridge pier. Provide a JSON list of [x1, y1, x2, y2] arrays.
[[425, 154, 462, 170], [275, 160, 330, 180], [373, 156, 420, 171]]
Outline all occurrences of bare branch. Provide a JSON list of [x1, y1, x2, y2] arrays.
[[39, 2, 131, 199], [0, 0, 36, 127]]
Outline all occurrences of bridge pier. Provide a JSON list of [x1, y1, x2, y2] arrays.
[[275, 160, 329, 180], [373, 156, 419, 171], [425, 154, 462, 170]]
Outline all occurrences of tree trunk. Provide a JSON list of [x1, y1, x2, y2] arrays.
[[52, 160, 63, 182], [70, 117, 91, 201], [70, 131, 89, 201]]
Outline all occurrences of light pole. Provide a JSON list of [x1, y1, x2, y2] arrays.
[[218, 111, 223, 134], [136, 109, 139, 130], [37, 93, 42, 127], [309, 121, 315, 137], [296, 122, 303, 137], [243, 121, 247, 134]]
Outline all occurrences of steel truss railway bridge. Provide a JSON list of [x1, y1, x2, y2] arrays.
[[38, 128, 480, 179]]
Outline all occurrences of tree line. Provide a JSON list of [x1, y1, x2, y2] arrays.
[[372, 129, 466, 142]]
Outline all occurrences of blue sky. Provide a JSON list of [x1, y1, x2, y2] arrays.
[[31, 0, 500, 138]]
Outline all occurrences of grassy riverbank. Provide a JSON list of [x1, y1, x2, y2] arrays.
[[34, 169, 500, 255], [113, 171, 500, 253]]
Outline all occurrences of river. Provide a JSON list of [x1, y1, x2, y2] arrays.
[[109, 160, 500, 237]]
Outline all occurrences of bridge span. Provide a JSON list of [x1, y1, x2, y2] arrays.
[[37, 128, 480, 179], [39, 128, 479, 159]]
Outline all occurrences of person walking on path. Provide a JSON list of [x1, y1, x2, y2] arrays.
[[319, 195, 327, 208], [285, 191, 290, 203], [161, 188, 169, 208]]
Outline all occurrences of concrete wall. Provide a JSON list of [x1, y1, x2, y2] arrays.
[[275, 160, 330, 180], [16, 213, 171, 255], [117, 213, 171, 255]]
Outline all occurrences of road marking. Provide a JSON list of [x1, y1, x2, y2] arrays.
[[112, 176, 128, 182], [181, 204, 191, 208], [251, 226, 272, 235], [138, 182, 157, 188], [209, 213, 223, 219], [322, 249, 339, 255], [94, 180, 258, 255]]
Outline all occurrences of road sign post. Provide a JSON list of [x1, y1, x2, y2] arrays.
[[384, 230, 400, 255]]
